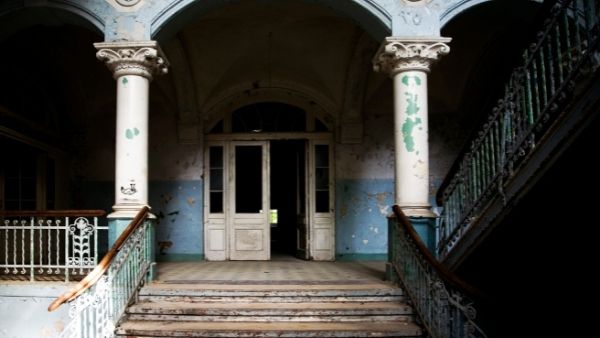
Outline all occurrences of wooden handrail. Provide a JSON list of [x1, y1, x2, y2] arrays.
[[47, 206, 150, 312], [0, 210, 106, 217], [392, 205, 482, 298]]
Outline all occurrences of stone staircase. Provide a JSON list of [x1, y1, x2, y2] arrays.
[[116, 280, 422, 337]]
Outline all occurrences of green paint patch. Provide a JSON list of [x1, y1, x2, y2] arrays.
[[125, 127, 140, 139], [122, 77, 128, 85], [401, 117, 422, 152], [401, 75, 421, 86], [404, 92, 420, 115]]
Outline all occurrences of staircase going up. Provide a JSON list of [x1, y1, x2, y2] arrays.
[[116, 280, 421, 337]]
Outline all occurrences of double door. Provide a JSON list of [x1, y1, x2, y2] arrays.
[[204, 139, 333, 261]]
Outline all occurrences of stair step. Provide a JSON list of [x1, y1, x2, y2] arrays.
[[116, 320, 422, 337], [126, 301, 413, 322], [121, 281, 419, 337], [139, 283, 403, 299], [139, 295, 406, 303]]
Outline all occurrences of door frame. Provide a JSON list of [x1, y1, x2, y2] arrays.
[[204, 132, 333, 261]]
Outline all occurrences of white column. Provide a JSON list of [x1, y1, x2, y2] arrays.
[[373, 37, 450, 217], [94, 41, 168, 218]]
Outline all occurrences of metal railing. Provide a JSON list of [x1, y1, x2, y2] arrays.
[[390, 205, 486, 338], [438, 0, 600, 258], [0, 210, 107, 281], [49, 206, 153, 338]]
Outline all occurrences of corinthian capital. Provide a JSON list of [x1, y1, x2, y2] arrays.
[[94, 41, 169, 80], [373, 37, 451, 75]]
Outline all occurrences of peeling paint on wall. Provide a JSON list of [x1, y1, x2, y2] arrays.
[[336, 179, 393, 256], [150, 180, 203, 257]]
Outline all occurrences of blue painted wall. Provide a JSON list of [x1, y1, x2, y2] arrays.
[[149, 180, 203, 260], [335, 179, 394, 260], [79, 180, 204, 260]]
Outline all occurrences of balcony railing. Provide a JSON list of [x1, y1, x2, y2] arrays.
[[438, 0, 600, 258], [0, 210, 107, 282]]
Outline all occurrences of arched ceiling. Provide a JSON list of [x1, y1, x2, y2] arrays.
[[151, 0, 391, 42], [158, 0, 378, 122]]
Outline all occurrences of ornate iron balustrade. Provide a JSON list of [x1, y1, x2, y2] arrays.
[[438, 0, 600, 258], [0, 210, 107, 281], [390, 206, 486, 338], [49, 206, 152, 338]]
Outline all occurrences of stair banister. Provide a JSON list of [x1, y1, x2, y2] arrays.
[[48, 206, 153, 338], [390, 205, 487, 338]]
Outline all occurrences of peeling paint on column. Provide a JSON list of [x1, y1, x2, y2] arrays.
[[125, 127, 140, 139], [402, 116, 422, 152], [401, 73, 423, 153]]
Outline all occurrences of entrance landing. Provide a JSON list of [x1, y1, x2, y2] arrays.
[[155, 258, 386, 284]]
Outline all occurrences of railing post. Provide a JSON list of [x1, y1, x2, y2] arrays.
[[386, 214, 399, 283], [29, 216, 34, 281], [144, 218, 157, 282]]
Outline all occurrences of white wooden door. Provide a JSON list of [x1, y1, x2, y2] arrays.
[[229, 142, 270, 260], [204, 143, 228, 260], [309, 140, 334, 261]]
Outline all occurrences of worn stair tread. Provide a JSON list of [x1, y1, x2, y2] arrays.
[[140, 283, 402, 297], [117, 320, 422, 337], [146, 283, 397, 290], [132, 300, 407, 310], [128, 300, 412, 315]]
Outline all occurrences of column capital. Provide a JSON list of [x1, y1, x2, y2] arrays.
[[373, 37, 451, 75], [94, 41, 169, 80]]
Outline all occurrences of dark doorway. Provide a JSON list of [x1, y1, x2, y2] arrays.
[[270, 140, 305, 257]]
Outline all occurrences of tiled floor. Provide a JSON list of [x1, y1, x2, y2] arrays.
[[156, 256, 386, 284]]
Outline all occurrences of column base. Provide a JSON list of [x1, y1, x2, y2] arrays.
[[107, 218, 133, 247], [409, 216, 437, 254], [108, 203, 150, 219], [107, 204, 155, 247], [397, 203, 437, 218]]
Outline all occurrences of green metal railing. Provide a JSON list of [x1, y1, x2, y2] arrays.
[[49, 207, 153, 338], [390, 206, 487, 338], [438, 0, 599, 258]]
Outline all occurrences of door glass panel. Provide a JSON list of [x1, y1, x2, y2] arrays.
[[314, 145, 329, 213], [209, 146, 224, 213], [235, 145, 262, 213]]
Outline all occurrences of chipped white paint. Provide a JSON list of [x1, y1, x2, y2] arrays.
[[94, 41, 168, 217], [373, 37, 450, 217], [229, 141, 270, 261]]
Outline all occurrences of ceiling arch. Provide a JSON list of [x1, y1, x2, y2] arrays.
[[0, 2, 104, 41], [151, 0, 391, 42]]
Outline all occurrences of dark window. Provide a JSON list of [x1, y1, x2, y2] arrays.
[[232, 102, 306, 133], [314, 144, 329, 213], [235, 145, 262, 213], [209, 146, 224, 213]]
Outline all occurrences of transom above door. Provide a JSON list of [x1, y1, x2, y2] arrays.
[[203, 102, 334, 261]]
